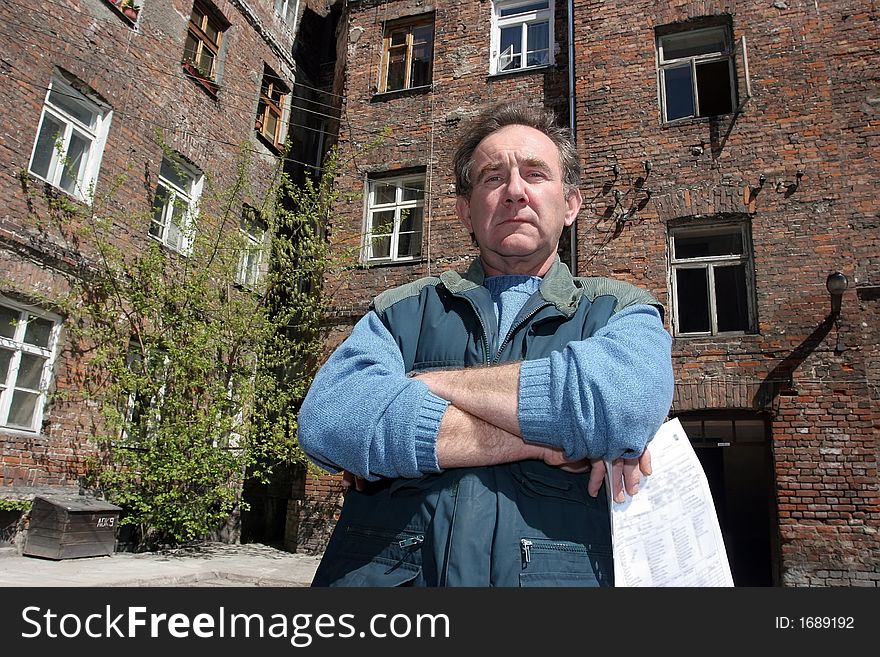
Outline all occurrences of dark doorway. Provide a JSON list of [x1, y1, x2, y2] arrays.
[[677, 413, 777, 586]]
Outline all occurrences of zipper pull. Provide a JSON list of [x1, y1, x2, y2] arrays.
[[398, 534, 424, 549], [521, 538, 533, 566]]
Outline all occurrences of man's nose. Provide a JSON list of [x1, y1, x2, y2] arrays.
[[504, 170, 528, 203]]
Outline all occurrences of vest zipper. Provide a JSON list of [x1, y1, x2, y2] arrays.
[[461, 295, 493, 365], [493, 301, 552, 363]]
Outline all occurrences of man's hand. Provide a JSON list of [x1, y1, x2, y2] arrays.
[[541, 445, 652, 501], [341, 470, 365, 494], [587, 450, 653, 502]]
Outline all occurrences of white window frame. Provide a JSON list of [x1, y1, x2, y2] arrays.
[[149, 155, 203, 255], [28, 72, 111, 204], [0, 298, 62, 433], [274, 0, 299, 29], [362, 174, 425, 264], [236, 206, 268, 289], [669, 220, 756, 337], [490, 0, 554, 75], [657, 25, 736, 123]]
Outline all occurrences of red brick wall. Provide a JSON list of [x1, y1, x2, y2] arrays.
[[300, 0, 878, 585]]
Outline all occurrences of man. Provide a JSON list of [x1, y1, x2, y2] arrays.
[[298, 102, 674, 586]]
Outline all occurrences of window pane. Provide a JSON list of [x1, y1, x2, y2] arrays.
[[676, 268, 710, 333], [23, 317, 53, 348], [8, 390, 39, 428], [703, 419, 734, 443], [526, 22, 549, 66], [16, 353, 45, 389], [30, 114, 64, 180], [662, 29, 726, 60], [411, 41, 432, 87], [370, 209, 395, 234], [675, 230, 743, 259], [663, 65, 695, 121], [264, 110, 279, 141], [499, 1, 549, 17], [159, 159, 192, 192], [373, 183, 397, 205], [198, 48, 216, 77], [0, 348, 12, 381], [370, 235, 391, 259], [680, 419, 703, 440], [58, 131, 89, 195], [735, 420, 765, 443], [399, 207, 423, 234], [386, 50, 406, 90], [401, 180, 424, 201], [48, 86, 96, 128], [204, 21, 220, 45], [150, 185, 170, 238], [696, 60, 734, 116], [0, 307, 17, 339], [500, 26, 523, 70], [183, 33, 200, 64], [714, 264, 749, 332], [397, 231, 422, 258], [389, 29, 408, 47]]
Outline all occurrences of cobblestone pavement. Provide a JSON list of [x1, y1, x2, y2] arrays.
[[0, 542, 322, 587]]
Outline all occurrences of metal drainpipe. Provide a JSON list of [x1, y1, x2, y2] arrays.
[[567, 0, 578, 275]]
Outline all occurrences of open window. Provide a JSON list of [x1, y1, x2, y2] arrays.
[[28, 71, 111, 203], [149, 155, 203, 255], [657, 21, 739, 123], [490, 0, 553, 75]]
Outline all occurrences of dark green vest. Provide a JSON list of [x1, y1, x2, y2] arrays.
[[311, 259, 660, 587]]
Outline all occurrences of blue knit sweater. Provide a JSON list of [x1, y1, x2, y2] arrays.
[[297, 273, 673, 480]]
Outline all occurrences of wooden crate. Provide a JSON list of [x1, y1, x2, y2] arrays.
[[23, 495, 122, 560]]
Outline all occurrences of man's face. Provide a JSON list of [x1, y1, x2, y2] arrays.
[[455, 124, 582, 276]]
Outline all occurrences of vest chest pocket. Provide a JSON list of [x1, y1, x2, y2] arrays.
[[518, 537, 613, 587]]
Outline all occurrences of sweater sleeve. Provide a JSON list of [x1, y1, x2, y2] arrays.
[[297, 311, 448, 480], [517, 304, 674, 460]]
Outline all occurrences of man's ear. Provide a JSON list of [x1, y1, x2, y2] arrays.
[[455, 195, 473, 232], [563, 188, 583, 227]]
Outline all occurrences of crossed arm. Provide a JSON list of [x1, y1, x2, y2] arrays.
[[297, 303, 673, 500], [417, 364, 651, 502]]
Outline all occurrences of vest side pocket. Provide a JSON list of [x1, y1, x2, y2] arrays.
[[313, 526, 425, 587]]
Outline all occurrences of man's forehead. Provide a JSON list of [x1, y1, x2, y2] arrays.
[[473, 125, 560, 170]]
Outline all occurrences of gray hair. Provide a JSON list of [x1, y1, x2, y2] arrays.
[[453, 102, 581, 198]]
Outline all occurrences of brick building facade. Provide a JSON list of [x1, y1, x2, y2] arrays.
[[295, 0, 878, 586], [0, 0, 335, 537]]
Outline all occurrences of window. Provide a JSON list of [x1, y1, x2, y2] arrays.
[[237, 205, 267, 289], [256, 67, 289, 150], [491, 0, 553, 74], [380, 17, 434, 92], [274, 0, 299, 28], [28, 72, 111, 203], [657, 24, 736, 123], [183, 1, 227, 81], [0, 300, 61, 432], [363, 174, 424, 263], [149, 155, 203, 254], [669, 220, 755, 336]]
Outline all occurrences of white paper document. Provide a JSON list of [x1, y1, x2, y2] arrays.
[[608, 418, 734, 587]]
